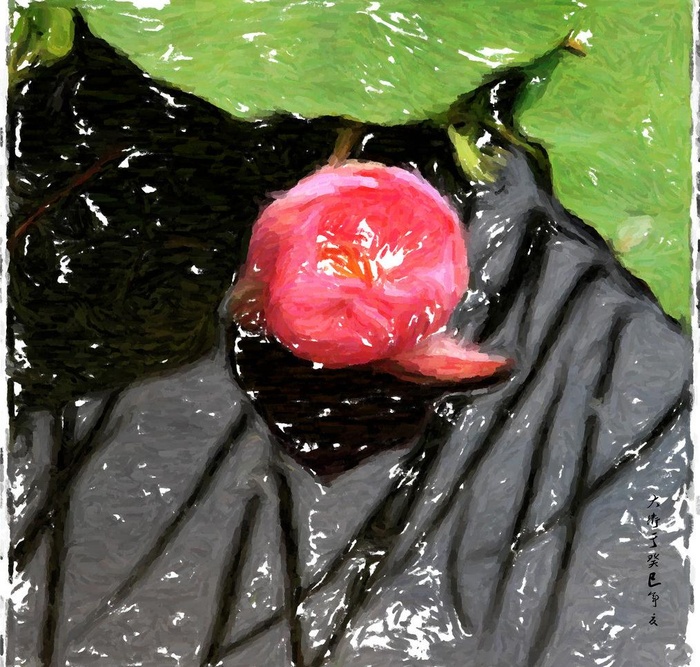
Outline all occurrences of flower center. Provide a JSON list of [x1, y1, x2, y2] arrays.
[[316, 240, 379, 287]]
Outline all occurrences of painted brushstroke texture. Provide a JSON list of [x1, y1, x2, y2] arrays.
[[6, 14, 692, 667], [35, 0, 691, 321], [230, 161, 507, 383], [8, 142, 692, 665]]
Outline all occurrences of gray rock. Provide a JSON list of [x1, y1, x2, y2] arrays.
[[9, 149, 691, 667]]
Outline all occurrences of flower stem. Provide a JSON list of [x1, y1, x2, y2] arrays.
[[328, 123, 364, 166], [8, 144, 128, 252]]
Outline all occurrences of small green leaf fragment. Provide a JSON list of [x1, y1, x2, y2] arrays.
[[448, 124, 506, 184], [42, 8, 75, 57], [9, 6, 75, 84]]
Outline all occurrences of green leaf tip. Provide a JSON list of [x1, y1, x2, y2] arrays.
[[10, 5, 75, 85]]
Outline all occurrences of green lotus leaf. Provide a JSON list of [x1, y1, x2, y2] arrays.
[[49, 0, 578, 123], [515, 1, 692, 323]]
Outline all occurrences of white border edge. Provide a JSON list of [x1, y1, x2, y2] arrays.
[[686, 0, 700, 661]]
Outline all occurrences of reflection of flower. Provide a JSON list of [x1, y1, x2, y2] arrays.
[[230, 160, 508, 384]]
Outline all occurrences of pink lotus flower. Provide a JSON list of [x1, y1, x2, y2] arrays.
[[229, 160, 508, 384]]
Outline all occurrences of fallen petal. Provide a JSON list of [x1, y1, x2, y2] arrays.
[[377, 333, 511, 384]]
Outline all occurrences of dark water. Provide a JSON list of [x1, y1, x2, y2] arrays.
[[8, 17, 493, 413], [9, 17, 525, 475], [230, 324, 511, 476], [9, 18, 340, 411]]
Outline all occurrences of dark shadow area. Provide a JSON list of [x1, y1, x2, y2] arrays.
[[230, 325, 508, 477]]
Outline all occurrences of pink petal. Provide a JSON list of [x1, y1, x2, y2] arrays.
[[376, 333, 510, 384], [237, 161, 482, 372], [266, 280, 396, 366]]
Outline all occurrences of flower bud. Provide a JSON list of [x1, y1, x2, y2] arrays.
[[230, 160, 508, 384]]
